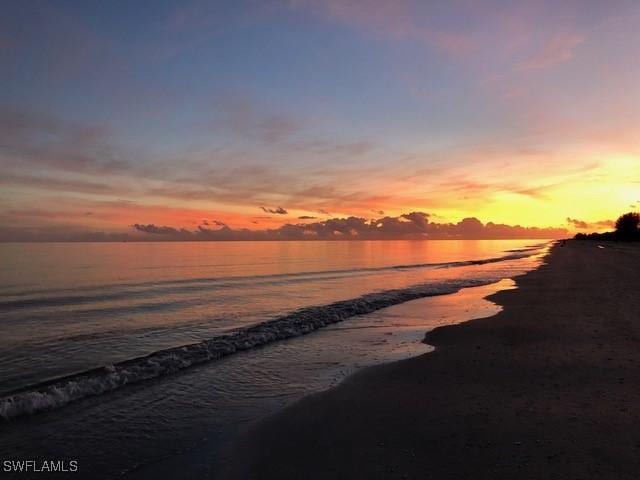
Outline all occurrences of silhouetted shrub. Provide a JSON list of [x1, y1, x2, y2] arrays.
[[615, 212, 640, 237], [574, 212, 640, 241]]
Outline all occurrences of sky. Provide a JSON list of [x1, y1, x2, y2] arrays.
[[1, 0, 639, 241]]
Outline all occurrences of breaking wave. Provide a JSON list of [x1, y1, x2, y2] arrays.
[[0, 277, 498, 420], [0, 244, 552, 420]]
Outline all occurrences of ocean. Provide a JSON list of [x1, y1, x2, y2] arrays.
[[0, 240, 550, 478]]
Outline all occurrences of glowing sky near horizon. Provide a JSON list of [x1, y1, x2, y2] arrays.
[[1, 0, 639, 240]]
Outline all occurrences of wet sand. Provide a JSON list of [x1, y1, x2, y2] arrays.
[[129, 280, 510, 479], [221, 241, 640, 479]]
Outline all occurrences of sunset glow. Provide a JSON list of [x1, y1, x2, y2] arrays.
[[1, 1, 639, 240]]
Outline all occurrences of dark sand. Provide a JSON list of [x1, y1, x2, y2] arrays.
[[221, 241, 640, 479]]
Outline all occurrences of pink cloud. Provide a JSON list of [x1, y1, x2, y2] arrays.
[[292, 0, 475, 55], [518, 33, 585, 70]]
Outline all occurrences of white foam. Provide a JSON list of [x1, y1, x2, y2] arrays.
[[0, 277, 506, 420]]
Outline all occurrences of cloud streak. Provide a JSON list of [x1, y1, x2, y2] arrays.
[[518, 33, 585, 70], [293, 0, 475, 55]]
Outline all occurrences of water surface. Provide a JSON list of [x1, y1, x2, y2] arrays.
[[0, 240, 549, 478]]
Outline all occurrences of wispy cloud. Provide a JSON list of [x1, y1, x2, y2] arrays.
[[211, 95, 304, 144], [292, 0, 475, 55], [518, 33, 585, 70], [0, 173, 127, 196]]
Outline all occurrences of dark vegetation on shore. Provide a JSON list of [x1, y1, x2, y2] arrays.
[[574, 212, 640, 241]]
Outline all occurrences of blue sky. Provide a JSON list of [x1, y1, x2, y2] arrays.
[[1, 0, 639, 240]]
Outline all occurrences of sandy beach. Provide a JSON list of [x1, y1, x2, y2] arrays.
[[221, 240, 640, 479]]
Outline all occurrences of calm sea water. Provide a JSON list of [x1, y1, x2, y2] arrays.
[[1, 240, 541, 393], [0, 240, 550, 478]]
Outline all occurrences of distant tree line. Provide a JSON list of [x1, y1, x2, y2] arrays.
[[574, 212, 640, 241]]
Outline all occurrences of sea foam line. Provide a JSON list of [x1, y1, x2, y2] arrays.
[[0, 277, 498, 420]]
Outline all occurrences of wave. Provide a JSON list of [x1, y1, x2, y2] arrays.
[[0, 276, 501, 420], [0, 244, 551, 420], [504, 245, 548, 253], [0, 250, 538, 310]]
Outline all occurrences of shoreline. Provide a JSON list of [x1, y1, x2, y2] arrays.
[[0, 248, 538, 419], [127, 279, 515, 479], [0, 277, 510, 420], [0, 256, 535, 480], [220, 240, 640, 479]]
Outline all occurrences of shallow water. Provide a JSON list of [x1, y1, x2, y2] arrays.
[[0, 240, 540, 396], [0, 240, 549, 478], [1, 279, 518, 480]]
